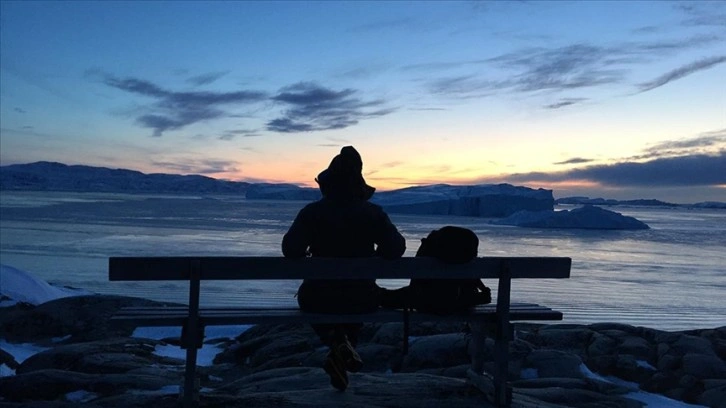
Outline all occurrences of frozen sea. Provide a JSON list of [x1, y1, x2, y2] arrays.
[[1, 191, 724, 331]]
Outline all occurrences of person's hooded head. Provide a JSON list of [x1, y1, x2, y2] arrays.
[[315, 146, 375, 201]]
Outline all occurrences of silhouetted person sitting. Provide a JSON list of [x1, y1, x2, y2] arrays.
[[282, 146, 406, 391]]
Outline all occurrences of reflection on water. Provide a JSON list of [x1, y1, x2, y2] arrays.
[[1, 192, 725, 331]]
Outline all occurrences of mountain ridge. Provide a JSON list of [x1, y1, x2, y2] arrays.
[[1, 161, 724, 208], [0, 161, 251, 194]]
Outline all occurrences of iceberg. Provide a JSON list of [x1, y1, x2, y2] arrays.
[[690, 201, 726, 209], [491, 205, 650, 230], [556, 196, 677, 207], [372, 184, 554, 217], [245, 183, 320, 200], [244, 182, 554, 217]]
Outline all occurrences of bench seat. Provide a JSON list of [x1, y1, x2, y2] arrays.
[[109, 255, 571, 407]]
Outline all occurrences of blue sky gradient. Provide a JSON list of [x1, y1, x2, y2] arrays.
[[1, 1, 724, 202]]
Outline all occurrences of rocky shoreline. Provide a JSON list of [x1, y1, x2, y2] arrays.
[[1, 295, 724, 407]]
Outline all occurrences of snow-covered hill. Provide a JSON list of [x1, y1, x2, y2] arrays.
[[0, 162, 250, 194]]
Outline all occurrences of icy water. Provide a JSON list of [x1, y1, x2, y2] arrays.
[[1, 191, 724, 331]]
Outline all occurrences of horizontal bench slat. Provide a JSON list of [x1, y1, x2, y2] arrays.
[[109, 256, 571, 281], [112, 304, 562, 327], [118, 302, 551, 313], [113, 312, 562, 326]]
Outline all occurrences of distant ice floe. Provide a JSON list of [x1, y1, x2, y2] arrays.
[[372, 184, 554, 217], [491, 205, 650, 230], [0, 264, 91, 308], [557, 196, 726, 209], [246, 182, 556, 217], [245, 183, 321, 200], [243, 183, 669, 228]]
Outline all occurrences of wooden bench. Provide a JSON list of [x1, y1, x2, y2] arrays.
[[109, 256, 571, 408]]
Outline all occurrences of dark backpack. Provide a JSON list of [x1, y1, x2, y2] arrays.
[[379, 226, 492, 313]]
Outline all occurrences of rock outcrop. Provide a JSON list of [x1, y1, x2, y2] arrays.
[[1, 296, 724, 408]]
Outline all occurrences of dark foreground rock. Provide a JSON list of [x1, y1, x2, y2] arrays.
[[1, 296, 724, 407], [0, 295, 177, 344]]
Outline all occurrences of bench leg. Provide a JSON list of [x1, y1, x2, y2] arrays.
[[181, 260, 202, 408], [469, 322, 486, 374], [182, 347, 199, 408], [493, 319, 512, 407]]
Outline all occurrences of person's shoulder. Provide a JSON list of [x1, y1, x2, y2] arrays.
[[361, 200, 388, 214], [302, 199, 325, 211], [362, 200, 384, 210], [303, 199, 324, 208], [296, 200, 325, 215]]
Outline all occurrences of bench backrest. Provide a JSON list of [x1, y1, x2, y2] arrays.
[[109, 256, 571, 281]]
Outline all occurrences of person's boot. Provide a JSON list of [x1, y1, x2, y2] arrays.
[[323, 348, 348, 391], [336, 335, 363, 373]]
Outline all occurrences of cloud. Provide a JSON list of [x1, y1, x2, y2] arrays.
[[349, 17, 417, 33], [495, 152, 726, 187], [316, 137, 352, 147], [408, 107, 447, 111], [636, 55, 726, 93], [335, 64, 391, 80], [427, 75, 500, 98], [267, 118, 315, 133], [631, 35, 721, 53], [102, 75, 267, 136], [554, 157, 593, 165], [490, 44, 626, 92], [634, 129, 726, 160], [544, 98, 588, 109], [676, 3, 726, 27], [631, 26, 663, 35], [421, 35, 722, 99], [402, 60, 488, 72], [218, 129, 261, 140], [647, 129, 726, 151], [267, 82, 394, 133], [326, 136, 351, 144], [187, 71, 230, 86], [4, 58, 78, 102], [383, 161, 405, 168], [422, 44, 627, 99]]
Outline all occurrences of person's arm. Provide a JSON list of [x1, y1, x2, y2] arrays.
[[374, 209, 406, 259], [282, 205, 314, 258]]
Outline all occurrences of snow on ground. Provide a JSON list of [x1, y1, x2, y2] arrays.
[[65, 390, 99, 403], [0, 266, 251, 376], [133, 325, 251, 366], [0, 339, 50, 376], [128, 385, 215, 396], [579, 364, 707, 408], [0, 263, 91, 307]]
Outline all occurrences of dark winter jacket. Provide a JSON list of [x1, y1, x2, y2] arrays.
[[282, 197, 406, 288]]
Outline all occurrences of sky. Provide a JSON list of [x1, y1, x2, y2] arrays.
[[0, 1, 724, 203]]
